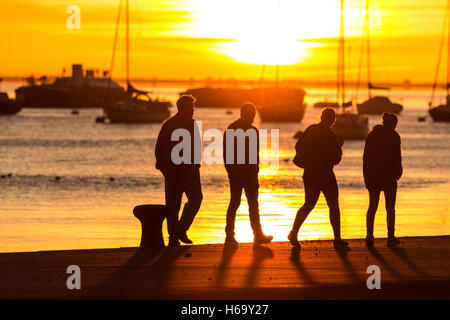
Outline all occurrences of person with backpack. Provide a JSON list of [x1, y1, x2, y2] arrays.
[[289, 108, 349, 249]]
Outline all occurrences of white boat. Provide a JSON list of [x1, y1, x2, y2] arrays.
[[331, 0, 369, 140]]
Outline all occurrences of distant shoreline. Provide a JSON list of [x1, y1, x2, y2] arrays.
[[0, 76, 437, 90]]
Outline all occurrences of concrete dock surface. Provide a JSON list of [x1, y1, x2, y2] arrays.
[[0, 236, 449, 299]]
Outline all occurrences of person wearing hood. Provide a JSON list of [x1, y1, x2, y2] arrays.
[[363, 112, 403, 247]]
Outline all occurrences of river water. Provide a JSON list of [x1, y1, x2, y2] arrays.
[[0, 82, 449, 252]]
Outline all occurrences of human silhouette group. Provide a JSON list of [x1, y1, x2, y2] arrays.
[[155, 95, 402, 248]]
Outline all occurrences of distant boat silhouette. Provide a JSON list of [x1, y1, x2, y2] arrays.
[[428, 0, 450, 122], [255, 59, 305, 122], [313, 101, 339, 109], [15, 64, 126, 108], [0, 92, 22, 115], [102, 0, 171, 123], [180, 86, 305, 123], [356, 0, 403, 115], [332, 0, 369, 140]]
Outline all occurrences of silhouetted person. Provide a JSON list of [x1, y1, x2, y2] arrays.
[[364, 113, 402, 247], [155, 95, 202, 247], [223, 102, 273, 246], [289, 108, 348, 248]]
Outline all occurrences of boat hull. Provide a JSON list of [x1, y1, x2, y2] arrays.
[[314, 101, 339, 109], [429, 104, 450, 122], [0, 100, 22, 115], [103, 101, 171, 124], [180, 87, 305, 107], [332, 113, 369, 140], [257, 104, 305, 122], [357, 96, 403, 115], [15, 86, 126, 108]]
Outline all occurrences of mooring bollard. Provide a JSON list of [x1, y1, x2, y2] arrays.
[[133, 204, 168, 248]]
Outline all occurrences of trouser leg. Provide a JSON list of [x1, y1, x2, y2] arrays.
[[366, 188, 381, 239], [225, 173, 243, 237], [322, 173, 341, 239], [177, 170, 203, 233], [244, 173, 262, 236], [292, 175, 321, 235], [384, 182, 397, 238], [164, 175, 183, 237]]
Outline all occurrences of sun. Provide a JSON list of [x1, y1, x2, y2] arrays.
[[185, 0, 348, 65]]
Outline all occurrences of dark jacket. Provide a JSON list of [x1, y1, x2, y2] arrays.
[[299, 123, 342, 173], [223, 119, 259, 174], [155, 113, 201, 175], [363, 124, 402, 189]]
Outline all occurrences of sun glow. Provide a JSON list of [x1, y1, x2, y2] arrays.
[[186, 0, 347, 65]]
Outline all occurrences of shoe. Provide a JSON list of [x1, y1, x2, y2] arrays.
[[387, 236, 400, 247], [224, 236, 238, 247], [168, 237, 180, 247], [365, 236, 374, 248], [288, 232, 301, 248], [178, 232, 193, 244], [334, 238, 349, 248], [254, 234, 273, 245]]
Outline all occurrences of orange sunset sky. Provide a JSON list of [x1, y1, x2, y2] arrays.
[[0, 0, 448, 83]]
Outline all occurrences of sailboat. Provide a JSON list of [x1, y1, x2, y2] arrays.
[[356, 0, 403, 115], [332, 0, 369, 140], [428, 0, 450, 122], [102, 0, 171, 124], [256, 64, 306, 122]]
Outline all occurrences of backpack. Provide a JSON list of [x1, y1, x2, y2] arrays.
[[292, 134, 306, 168]]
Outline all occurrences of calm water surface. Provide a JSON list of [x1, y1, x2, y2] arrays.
[[0, 83, 449, 252]]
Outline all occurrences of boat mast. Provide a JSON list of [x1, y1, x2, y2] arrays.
[[366, 0, 372, 99], [430, 0, 449, 108], [338, 0, 345, 109], [275, 0, 281, 89], [107, 0, 123, 91], [126, 0, 130, 91], [447, 0, 450, 105]]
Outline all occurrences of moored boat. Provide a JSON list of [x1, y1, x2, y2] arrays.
[[333, 113, 369, 140], [356, 0, 403, 115], [102, 0, 171, 124], [15, 64, 126, 108], [428, 0, 450, 123], [357, 96, 403, 114], [313, 101, 339, 109], [329, 0, 369, 140], [103, 92, 170, 124], [0, 92, 22, 115], [429, 104, 450, 122]]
